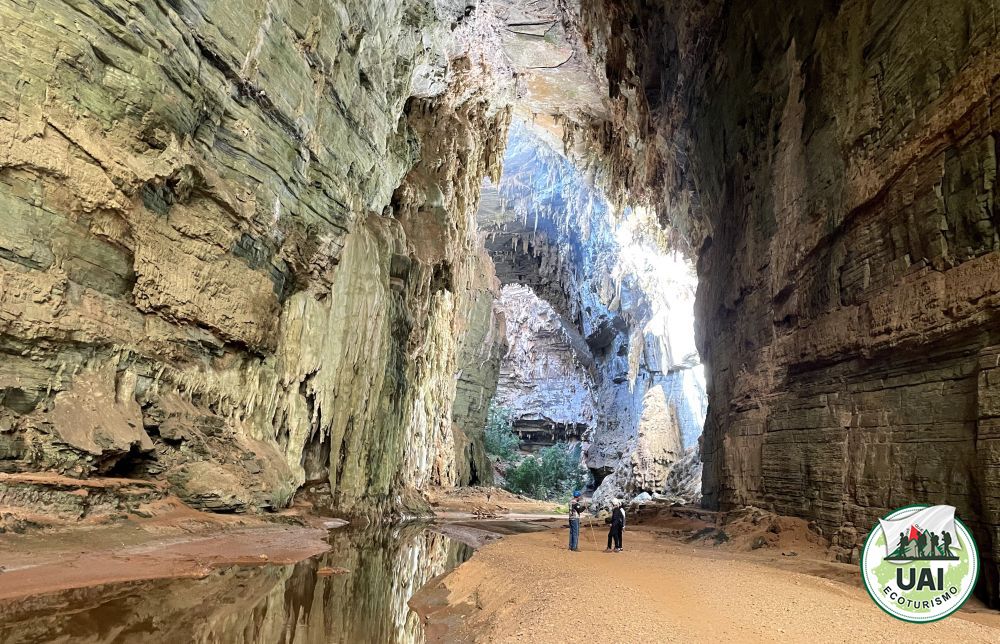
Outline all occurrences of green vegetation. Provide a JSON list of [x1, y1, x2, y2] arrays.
[[483, 401, 590, 500], [504, 442, 589, 500], [484, 403, 519, 459]]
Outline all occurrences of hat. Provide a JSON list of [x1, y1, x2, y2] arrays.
[[611, 499, 621, 508], [573, 491, 582, 498]]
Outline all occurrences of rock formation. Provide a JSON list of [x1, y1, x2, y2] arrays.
[[493, 284, 596, 445], [566, 0, 1000, 602], [479, 123, 707, 504], [4, 0, 997, 605], [692, 2, 1000, 602], [0, 0, 514, 515]]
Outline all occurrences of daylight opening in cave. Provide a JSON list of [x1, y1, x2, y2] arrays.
[[3, 0, 999, 639], [480, 122, 707, 504]]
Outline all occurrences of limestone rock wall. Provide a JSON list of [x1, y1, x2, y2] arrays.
[[493, 284, 597, 435], [450, 280, 506, 486], [571, 0, 1000, 600], [570, 0, 722, 248], [388, 69, 513, 493], [0, 0, 511, 515], [578, 0, 1000, 599], [688, 0, 1000, 600]]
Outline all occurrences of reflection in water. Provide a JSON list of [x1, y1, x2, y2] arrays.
[[0, 522, 472, 644]]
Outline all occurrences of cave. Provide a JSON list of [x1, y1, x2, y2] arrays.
[[484, 125, 706, 503], [1, 0, 999, 636]]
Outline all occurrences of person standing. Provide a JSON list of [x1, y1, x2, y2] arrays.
[[568, 491, 585, 551], [605, 499, 625, 552], [896, 531, 909, 558], [942, 530, 954, 557]]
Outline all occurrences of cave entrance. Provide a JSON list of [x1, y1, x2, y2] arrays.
[[477, 120, 707, 503]]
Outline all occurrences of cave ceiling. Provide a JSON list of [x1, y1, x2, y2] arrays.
[[490, 0, 608, 146]]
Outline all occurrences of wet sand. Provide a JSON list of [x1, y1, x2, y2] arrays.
[[423, 486, 564, 516], [0, 498, 331, 601], [432, 518, 561, 548], [412, 521, 1000, 643], [0, 485, 555, 603]]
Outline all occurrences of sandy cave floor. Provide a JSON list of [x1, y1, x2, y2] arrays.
[[4, 484, 1000, 643], [422, 486, 565, 517], [412, 517, 1000, 643]]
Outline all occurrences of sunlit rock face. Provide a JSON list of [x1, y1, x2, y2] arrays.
[[0, 0, 512, 514], [479, 122, 706, 503], [494, 284, 596, 445], [489, 0, 608, 144], [450, 282, 507, 486]]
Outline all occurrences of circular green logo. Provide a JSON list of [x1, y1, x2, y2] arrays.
[[860, 504, 979, 623]]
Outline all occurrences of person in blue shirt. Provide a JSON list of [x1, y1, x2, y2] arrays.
[[568, 491, 585, 551]]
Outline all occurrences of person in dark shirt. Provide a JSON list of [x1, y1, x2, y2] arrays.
[[942, 530, 954, 557], [568, 490, 585, 551], [605, 499, 625, 552], [916, 529, 928, 557]]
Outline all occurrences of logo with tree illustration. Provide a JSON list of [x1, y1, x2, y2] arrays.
[[861, 505, 979, 623]]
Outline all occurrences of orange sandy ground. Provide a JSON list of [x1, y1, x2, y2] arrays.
[[413, 521, 1000, 643]]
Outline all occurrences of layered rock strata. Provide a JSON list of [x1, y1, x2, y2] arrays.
[[0, 0, 511, 515], [692, 1, 1000, 602], [493, 284, 596, 444], [570, 0, 1000, 601]]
